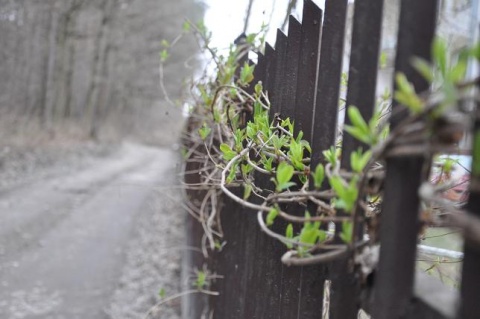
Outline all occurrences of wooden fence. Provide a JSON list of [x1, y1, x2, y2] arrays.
[[184, 0, 480, 317]]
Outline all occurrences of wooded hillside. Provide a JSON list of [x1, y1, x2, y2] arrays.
[[0, 0, 204, 143]]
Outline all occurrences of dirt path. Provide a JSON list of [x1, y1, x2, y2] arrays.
[[0, 143, 185, 319]]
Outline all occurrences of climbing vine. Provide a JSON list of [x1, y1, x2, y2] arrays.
[[170, 22, 480, 270]]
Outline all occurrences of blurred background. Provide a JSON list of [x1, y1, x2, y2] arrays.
[[0, 0, 205, 146], [0, 0, 299, 147]]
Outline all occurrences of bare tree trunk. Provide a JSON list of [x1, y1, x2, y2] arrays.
[[44, 3, 60, 127], [39, 3, 55, 125], [51, 0, 85, 123], [85, 0, 115, 138]]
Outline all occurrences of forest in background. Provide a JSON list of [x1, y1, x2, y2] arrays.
[[0, 0, 204, 145]]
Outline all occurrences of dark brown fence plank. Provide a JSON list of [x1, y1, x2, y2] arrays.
[[284, 4, 325, 318], [299, 0, 350, 317], [245, 3, 325, 318], [183, 153, 209, 318], [459, 97, 480, 318], [279, 16, 302, 119], [341, 0, 384, 167], [210, 191, 249, 319], [255, 52, 266, 86], [265, 43, 278, 114], [373, 0, 438, 318], [271, 12, 325, 318], [311, 0, 348, 167], [294, 0, 322, 142], [242, 39, 284, 319], [272, 30, 288, 114], [328, 1, 384, 318]]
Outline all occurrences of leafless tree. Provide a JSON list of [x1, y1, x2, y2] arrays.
[[0, 0, 204, 143]]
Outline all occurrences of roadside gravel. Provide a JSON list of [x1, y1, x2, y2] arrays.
[[106, 170, 185, 319], [0, 142, 185, 319]]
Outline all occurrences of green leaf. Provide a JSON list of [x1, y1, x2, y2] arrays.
[[198, 85, 212, 105], [329, 175, 358, 213], [323, 147, 338, 167], [347, 106, 370, 136], [395, 72, 415, 94], [240, 62, 255, 84], [266, 207, 279, 226], [299, 211, 322, 245], [214, 239, 223, 250], [329, 175, 346, 199], [350, 148, 372, 173], [340, 221, 353, 244], [243, 183, 252, 200], [263, 156, 274, 172], [195, 270, 207, 289], [344, 184, 359, 213], [254, 82, 263, 96], [298, 174, 308, 185], [159, 288, 166, 298], [341, 72, 348, 86], [271, 134, 287, 151], [379, 51, 388, 69], [335, 199, 350, 211], [275, 162, 295, 191], [300, 139, 311, 154], [295, 130, 304, 143], [411, 57, 434, 83], [198, 124, 211, 141], [449, 58, 467, 83], [220, 143, 236, 161], [285, 223, 294, 249], [241, 163, 253, 176], [286, 223, 294, 238], [246, 33, 256, 45], [288, 140, 305, 170], [226, 162, 238, 184], [313, 164, 325, 189], [432, 37, 448, 77], [394, 73, 424, 113], [281, 118, 294, 135], [161, 39, 170, 48], [233, 129, 244, 151], [344, 125, 371, 145], [246, 122, 257, 139], [472, 43, 480, 61], [438, 157, 458, 175], [160, 49, 169, 62], [182, 20, 191, 32]]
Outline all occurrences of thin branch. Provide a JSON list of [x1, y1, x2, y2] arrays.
[[256, 211, 314, 248], [281, 248, 348, 266], [280, 0, 298, 32], [143, 289, 219, 319], [243, 0, 255, 34]]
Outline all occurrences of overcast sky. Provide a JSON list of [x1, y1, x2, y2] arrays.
[[202, 0, 326, 49]]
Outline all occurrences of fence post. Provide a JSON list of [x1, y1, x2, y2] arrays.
[[272, 30, 288, 115], [311, 0, 348, 159], [328, 0, 384, 317], [293, 0, 322, 142], [459, 92, 480, 318], [286, 2, 326, 316], [373, 0, 438, 318], [242, 41, 285, 319], [279, 16, 302, 118]]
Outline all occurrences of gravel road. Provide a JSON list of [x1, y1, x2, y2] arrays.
[[0, 143, 185, 319]]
